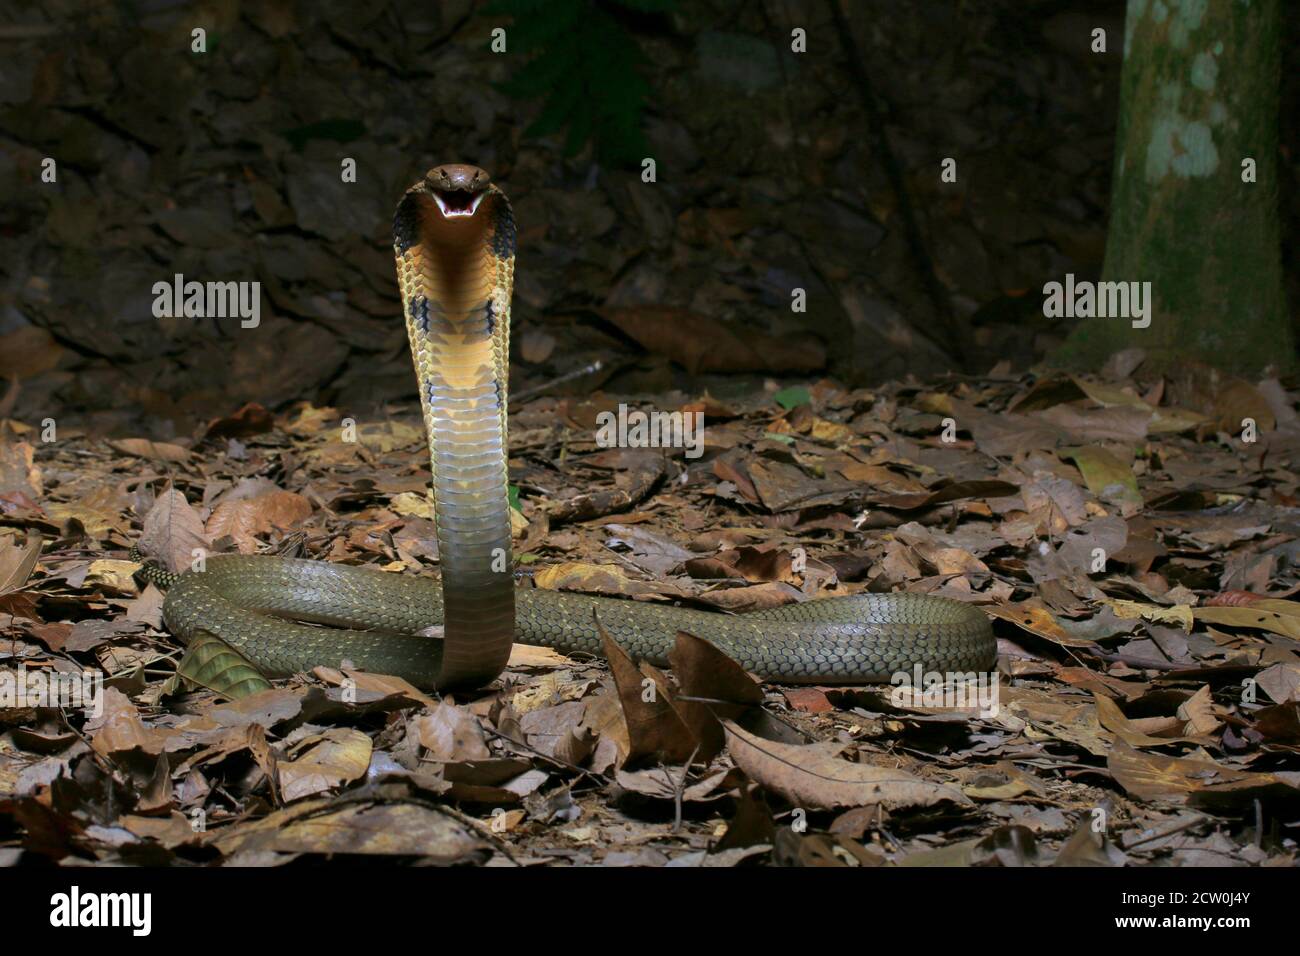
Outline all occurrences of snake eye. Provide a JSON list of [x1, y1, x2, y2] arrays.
[[431, 188, 486, 218]]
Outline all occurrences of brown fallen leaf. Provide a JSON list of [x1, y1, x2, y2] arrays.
[[1003, 686, 1110, 756], [209, 797, 488, 862], [666, 631, 764, 761], [46, 486, 129, 537], [312, 667, 438, 711], [711, 456, 759, 504], [278, 727, 372, 802], [595, 613, 697, 765], [1254, 663, 1300, 704], [613, 765, 741, 803], [903, 825, 1043, 867], [203, 402, 274, 440], [202, 686, 306, 729], [1093, 692, 1185, 747], [772, 828, 884, 866], [1103, 597, 1194, 632], [106, 438, 192, 463], [961, 761, 1046, 801], [748, 457, 856, 513], [1204, 589, 1271, 606], [139, 487, 210, 574], [84, 687, 174, 757], [1060, 445, 1142, 510], [1052, 819, 1127, 866], [119, 812, 202, 850], [0, 440, 41, 500], [722, 720, 970, 811], [83, 559, 140, 594], [412, 703, 492, 762], [987, 601, 1093, 648], [871, 479, 1019, 512], [533, 561, 668, 598], [694, 581, 804, 612], [0, 533, 42, 594], [1193, 604, 1300, 641], [1106, 739, 1252, 802], [715, 782, 778, 852], [206, 488, 313, 552], [782, 687, 835, 714], [1252, 703, 1300, 743]]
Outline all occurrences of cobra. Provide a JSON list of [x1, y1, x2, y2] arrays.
[[144, 165, 997, 690]]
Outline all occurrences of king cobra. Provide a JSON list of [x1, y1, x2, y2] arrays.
[[143, 164, 996, 690]]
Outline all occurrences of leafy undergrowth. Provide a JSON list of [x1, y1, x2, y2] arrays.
[[2, 360, 1300, 866]]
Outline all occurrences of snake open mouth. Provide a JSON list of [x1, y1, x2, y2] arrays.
[[431, 188, 486, 218]]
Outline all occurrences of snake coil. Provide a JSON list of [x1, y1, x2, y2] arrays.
[[147, 165, 997, 690]]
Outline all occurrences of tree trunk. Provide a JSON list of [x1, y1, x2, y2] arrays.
[[1055, 0, 1289, 374]]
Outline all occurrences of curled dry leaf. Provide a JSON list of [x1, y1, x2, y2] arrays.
[[666, 631, 764, 761], [311, 666, 439, 711], [279, 728, 373, 802], [595, 613, 698, 765]]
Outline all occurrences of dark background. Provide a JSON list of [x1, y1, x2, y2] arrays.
[[1, 0, 1296, 438]]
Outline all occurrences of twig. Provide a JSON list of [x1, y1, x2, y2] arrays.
[[672, 744, 701, 833], [1086, 650, 1187, 672], [1124, 814, 1208, 850], [484, 727, 610, 787], [510, 359, 605, 404]]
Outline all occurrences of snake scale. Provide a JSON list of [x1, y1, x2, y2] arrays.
[[143, 165, 997, 690]]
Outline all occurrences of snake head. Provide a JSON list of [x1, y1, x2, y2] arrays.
[[424, 164, 491, 218]]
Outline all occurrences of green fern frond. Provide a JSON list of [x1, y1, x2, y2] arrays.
[[483, 0, 674, 165]]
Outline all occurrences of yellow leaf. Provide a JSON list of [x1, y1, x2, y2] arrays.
[[390, 491, 433, 518], [1102, 598, 1193, 632], [1061, 446, 1142, 506], [85, 559, 141, 593]]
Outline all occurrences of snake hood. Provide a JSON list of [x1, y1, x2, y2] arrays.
[[391, 164, 517, 688]]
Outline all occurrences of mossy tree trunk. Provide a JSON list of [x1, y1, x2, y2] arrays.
[[1056, 0, 1289, 374]]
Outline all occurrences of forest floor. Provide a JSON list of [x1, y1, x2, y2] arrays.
[[3, 359, 1300, 866]]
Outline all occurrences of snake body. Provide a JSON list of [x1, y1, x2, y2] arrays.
[[150, 165, 996, 689]]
